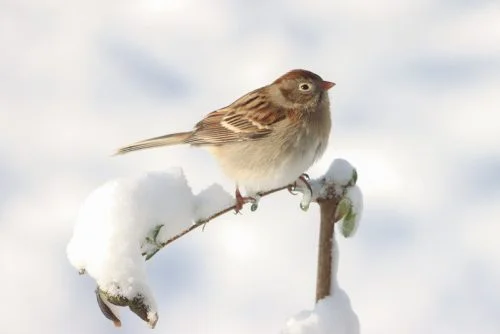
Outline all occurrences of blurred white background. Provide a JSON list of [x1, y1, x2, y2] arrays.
[[1, 0, 499, 333]]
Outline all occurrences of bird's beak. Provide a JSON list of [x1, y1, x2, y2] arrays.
[[320, 81, 335, 90]]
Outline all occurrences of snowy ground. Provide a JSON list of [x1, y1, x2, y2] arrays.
[[1, 1, 500, 333]]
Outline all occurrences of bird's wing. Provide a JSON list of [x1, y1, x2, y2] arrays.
[[186, 90, 290, 145]]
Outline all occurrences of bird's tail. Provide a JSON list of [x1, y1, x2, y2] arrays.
[[115, 131, 192, 155]]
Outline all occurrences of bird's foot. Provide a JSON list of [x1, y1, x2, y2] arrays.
[[288, 173, 312, 195], [287, 174, 314, 211], [299, 174, 312, 196], [234, 188, 255, 213], [249, 194, 261, 211]]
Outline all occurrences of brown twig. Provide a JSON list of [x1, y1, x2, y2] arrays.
[[145, 176, 350, 305], [315, 197, 342, 302], [145, 185, 290, 260]]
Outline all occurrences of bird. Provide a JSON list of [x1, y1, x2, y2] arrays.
[[116, 69, 334, 211]]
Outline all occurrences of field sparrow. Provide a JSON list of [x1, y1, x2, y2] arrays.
[[116, 69, 334, 210]]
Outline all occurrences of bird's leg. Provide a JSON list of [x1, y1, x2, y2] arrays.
[[234, 187, 255, 213], [235, 187, 245, 213]]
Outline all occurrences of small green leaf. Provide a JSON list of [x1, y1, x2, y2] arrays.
[[151, 224, 164, 241], [341, 208, 357, 238], [335, 197, 351, 221], [348, 168, 358, 187], [129, 295, 158, 328], [96, 289, 158, 328], [95, 288, 122, 327]]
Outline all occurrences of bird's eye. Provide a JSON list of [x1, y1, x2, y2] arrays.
[[298, 83, 312, 92]]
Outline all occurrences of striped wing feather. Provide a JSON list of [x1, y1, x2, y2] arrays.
[[186, 91, 287, 145]]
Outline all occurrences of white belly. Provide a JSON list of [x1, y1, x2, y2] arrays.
[[207, 132, 326, 193]]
